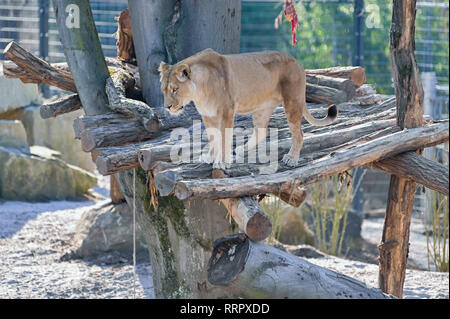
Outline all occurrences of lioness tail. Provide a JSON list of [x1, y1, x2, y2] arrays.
[[303, 104, 338, 126]]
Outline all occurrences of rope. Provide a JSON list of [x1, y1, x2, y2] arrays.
[[132, 169, 137, 298]]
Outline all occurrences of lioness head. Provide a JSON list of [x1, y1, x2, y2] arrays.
[[159, 62, 193, 114]]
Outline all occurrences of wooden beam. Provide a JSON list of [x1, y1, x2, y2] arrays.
[[305, 66, 366, 88], [379, 0, 425, 298], [207, 234, 393, 299], [173, 121, 448, 201], [3, 41, 76, 92], [40, 94, 82, 119], [372, 151, 448, 196]]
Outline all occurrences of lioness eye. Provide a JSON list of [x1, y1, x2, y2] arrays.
[[172, 88, 178, 94]]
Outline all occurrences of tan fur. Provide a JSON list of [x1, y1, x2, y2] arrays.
[[159, 49, 337, 168]]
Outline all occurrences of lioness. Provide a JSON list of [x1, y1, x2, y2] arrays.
[[159, 49, 337, 168]]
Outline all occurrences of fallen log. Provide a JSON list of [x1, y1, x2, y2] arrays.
[[306, 83, 348, 104], [3, 41, 76, 92], [306, 66, 366, 88], [207, 234, 392, 299], [306, 74, 355, 99], [40, 94, 82, 119], [174, 121, 449, 200], [372, 151, 449, 196]]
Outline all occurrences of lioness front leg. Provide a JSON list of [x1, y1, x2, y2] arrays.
[[200, 116, 219, 164]]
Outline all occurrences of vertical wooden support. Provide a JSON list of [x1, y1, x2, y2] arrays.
[[378, 0, 424, 298], [110, 175, 125, 204], [53, 0, 110, 116]]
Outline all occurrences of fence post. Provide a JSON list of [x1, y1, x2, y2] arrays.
[[353, 0, 364, 67], [38, 0, 49, 97], [352, 0, 365, 214]]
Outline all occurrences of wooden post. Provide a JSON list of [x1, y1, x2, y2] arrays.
[[121, 0, 243, 298], [53, 0, 110, 116], [378, 0, 425, 298]]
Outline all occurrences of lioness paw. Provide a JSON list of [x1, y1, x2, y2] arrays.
[[282, 154, 299, 167]]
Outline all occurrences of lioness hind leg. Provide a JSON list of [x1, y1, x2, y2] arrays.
[[236, 106, 275, 158], [283, 100, 304, 167]]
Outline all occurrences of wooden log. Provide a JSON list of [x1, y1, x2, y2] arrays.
[[95, 134, 173, 175], [306, 66, 366, 88], [105, 76, 159, 132], [372, 151, 449, 196], [355, 94, 385, 106], [3, 41, 76, 92], [306, 74, 356, 99], [379, 0, 425, 298], [207, 234, 392, 299], [80, 120, 158, 152], [110, 175, 126, 203], [173, 121, 448, 201], [306, 83, 348, 104], [211, 170, 272, 242], [40, 94, 82, 119], [73, 112, 136, 139], [140, 118, 396, 171], [356, 84, 377, 97], [114, 8, 136, 63]]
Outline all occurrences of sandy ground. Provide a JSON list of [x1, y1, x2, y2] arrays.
[[0, 176, 448, 299]]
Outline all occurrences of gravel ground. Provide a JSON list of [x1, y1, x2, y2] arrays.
[[0, 176, 448, 299]]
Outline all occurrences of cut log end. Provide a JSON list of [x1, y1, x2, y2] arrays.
[[245, 213, 273, 242], [207, 233, 249, 286]]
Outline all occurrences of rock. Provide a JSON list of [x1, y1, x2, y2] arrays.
[[0, 70, 41, 117], [0, 146, 97, 201], [71, 202, 146, 258], [278, 207, 315, 246], [21, 106, 96, 172], [0, 120, 28, 148]]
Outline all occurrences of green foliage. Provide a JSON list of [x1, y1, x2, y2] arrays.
[[241, 1, 449, 95], [424, 143, 449, 273], [260, 195, 285, 243], [303, 169, 366, 257]]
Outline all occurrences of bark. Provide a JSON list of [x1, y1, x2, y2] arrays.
[[305, 66, 366, 88], [114, 9, 136, 63], [306, 83, 348, 104], [372, 151, 448, 196], [207, 234, 393, 299], [379, 0, 425, 298], [40, 94, 81, 119], [173, 121, 448, 201], [110, 175, 125, 203], [3, 41, 76, 92], [73, 113, 135, 139], [80, 120, 158, 152], [53, 0, 110, 115]]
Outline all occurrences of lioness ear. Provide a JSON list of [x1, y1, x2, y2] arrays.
[[158, 62, 169, 82], [175, 64, 191, 82], [158, 61, 169, 74]]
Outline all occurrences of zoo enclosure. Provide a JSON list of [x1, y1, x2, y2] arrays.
[[0, 0, 448, 214]]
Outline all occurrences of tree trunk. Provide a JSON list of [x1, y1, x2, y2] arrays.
[[379, 0, 425, 298], [53, 0, 110, 115], [117, 0, 242, 298]]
